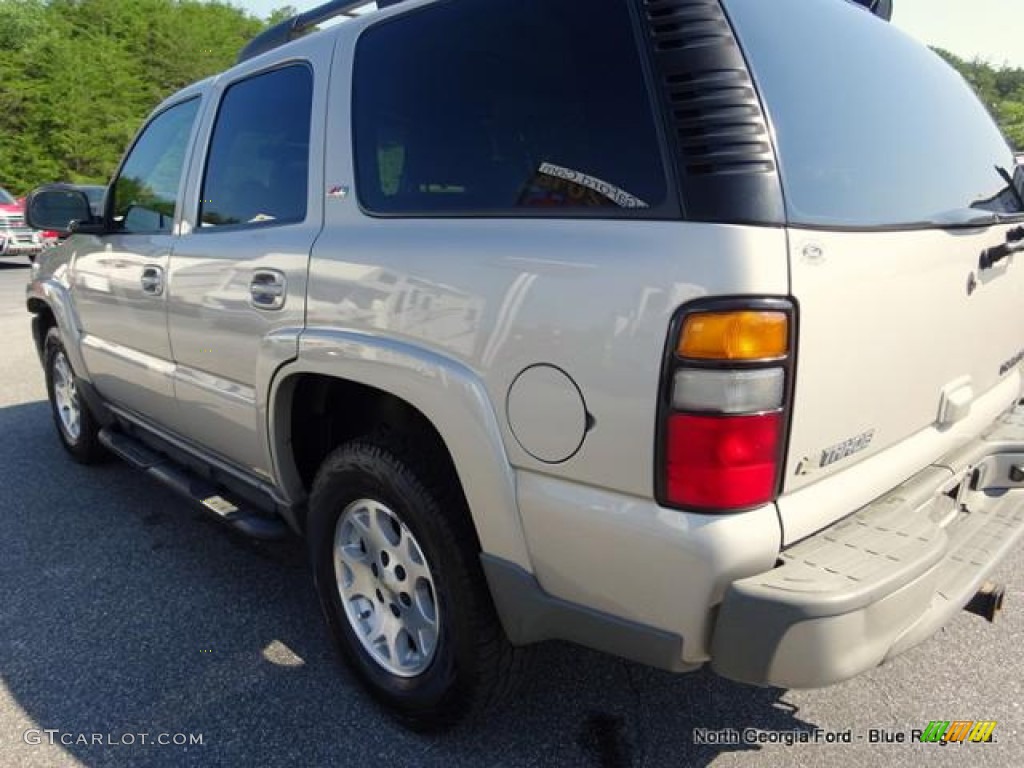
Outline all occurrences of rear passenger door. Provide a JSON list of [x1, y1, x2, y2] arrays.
[[166, 40, 331, 477]]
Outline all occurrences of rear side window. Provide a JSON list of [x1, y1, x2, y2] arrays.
[[353, 0, 671, 218], [725, 0, 1023, 228], [199, 65, 312, 228]]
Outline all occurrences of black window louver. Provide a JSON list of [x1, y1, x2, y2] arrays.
[[639, 0, 785, 224]]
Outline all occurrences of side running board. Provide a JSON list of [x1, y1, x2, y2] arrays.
[[98, 427, 289, 540]]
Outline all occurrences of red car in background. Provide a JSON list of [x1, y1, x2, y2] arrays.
[[1, 185, 47, 262]]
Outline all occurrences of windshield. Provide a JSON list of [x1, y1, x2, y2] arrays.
[[725, 0, 1023, 228], [0, 187, 15, 205]]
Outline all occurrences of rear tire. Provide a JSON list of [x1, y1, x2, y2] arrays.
[[43, 327, 105, 464], [307, 435, 524, 729]]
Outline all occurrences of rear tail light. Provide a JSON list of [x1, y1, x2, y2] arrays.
[[677, 310, 788, 360], [658, 301, 794, 512], [671, 368, 784, 413]]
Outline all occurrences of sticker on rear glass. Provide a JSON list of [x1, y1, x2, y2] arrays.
[[518, 162, 649, 209]]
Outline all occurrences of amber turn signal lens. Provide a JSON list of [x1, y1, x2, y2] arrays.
[[677, 311, 788, 361]]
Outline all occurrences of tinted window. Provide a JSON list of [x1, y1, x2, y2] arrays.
[[112, 98, 199, 233], [0, 187, 15, 205], [725, 0, 1023, 228], [199, 66, 312, 228], [353, 0, 669, 217]]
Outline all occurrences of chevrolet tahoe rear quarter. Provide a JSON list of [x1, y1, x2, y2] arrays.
[[23, 0, 1024, 728]]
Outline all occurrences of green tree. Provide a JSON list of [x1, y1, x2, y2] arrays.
[[0, 0, 263, 193], [933, 47, 1024, 150], [266, 5, 298, 26]]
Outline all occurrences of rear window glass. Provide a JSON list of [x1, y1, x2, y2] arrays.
[[352, 0, 671, 218], [725, 0, 1023, 228]]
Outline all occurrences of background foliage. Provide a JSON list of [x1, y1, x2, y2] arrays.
[[0, 0, 271, 192], [0, 1, 1021, 195], [933, 49, 1024, 152]]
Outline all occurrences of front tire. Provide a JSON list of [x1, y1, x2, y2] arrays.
[[43, 327, 105, 463], [308, 436, 523, 729]]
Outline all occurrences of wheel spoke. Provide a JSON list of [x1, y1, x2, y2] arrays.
[[336, 552, 376, 601], [334, 520, 376, 601], [350, 505, 372, 535], [374, 504, 402, 547], [403, 533, 432, 584], [372, 617, 402, 664], [401, 600, 438, 659], [354, 503, 390, 553], [53, 356, 69, 388]]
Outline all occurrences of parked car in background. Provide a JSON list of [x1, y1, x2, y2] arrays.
[[1, 186, 45, 263]]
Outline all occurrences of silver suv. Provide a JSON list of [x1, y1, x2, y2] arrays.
[[24, 0, 1024, 728]]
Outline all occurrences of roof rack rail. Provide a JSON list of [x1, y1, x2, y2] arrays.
[[237, 0, 406, 64]]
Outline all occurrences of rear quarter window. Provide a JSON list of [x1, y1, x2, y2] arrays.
[[352, 0, 673, 219]]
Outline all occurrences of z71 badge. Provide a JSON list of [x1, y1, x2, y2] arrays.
[[796, 430, 876, 476]]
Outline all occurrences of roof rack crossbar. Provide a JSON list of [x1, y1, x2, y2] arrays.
[[237, 0, 406, 64]]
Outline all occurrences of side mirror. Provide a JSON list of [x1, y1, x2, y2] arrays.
[[25, 185, 104, 236], [850, 0, 893, 21]]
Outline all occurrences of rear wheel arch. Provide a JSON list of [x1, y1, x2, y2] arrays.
[[281, 373, 462, 504], [268, 363, 532, 570]]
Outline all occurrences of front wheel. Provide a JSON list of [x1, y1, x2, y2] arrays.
[[43, 327, 105, 463], [307, 437, 524, 729]]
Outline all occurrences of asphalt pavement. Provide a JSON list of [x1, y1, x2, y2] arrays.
[[0, 260, 1021, 767]]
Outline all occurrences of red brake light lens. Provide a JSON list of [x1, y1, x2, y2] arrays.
[[665, 412, 782, 509]]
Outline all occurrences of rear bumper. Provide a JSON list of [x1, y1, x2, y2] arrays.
[[711, 401, 1024, 688]]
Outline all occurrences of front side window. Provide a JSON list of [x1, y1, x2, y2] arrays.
[[725, 0, 1023, 228], [199, 65, 313, 228], [112, 98, 200, 234], [353, 0, 670, 218]]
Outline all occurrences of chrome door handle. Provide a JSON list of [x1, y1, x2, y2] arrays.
[[141, 265, 164, 296], [250, 269, 287, 310]]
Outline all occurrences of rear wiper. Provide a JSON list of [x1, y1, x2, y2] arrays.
[[995, 164, 1024, 211], [979, 224, 1024, 270]]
